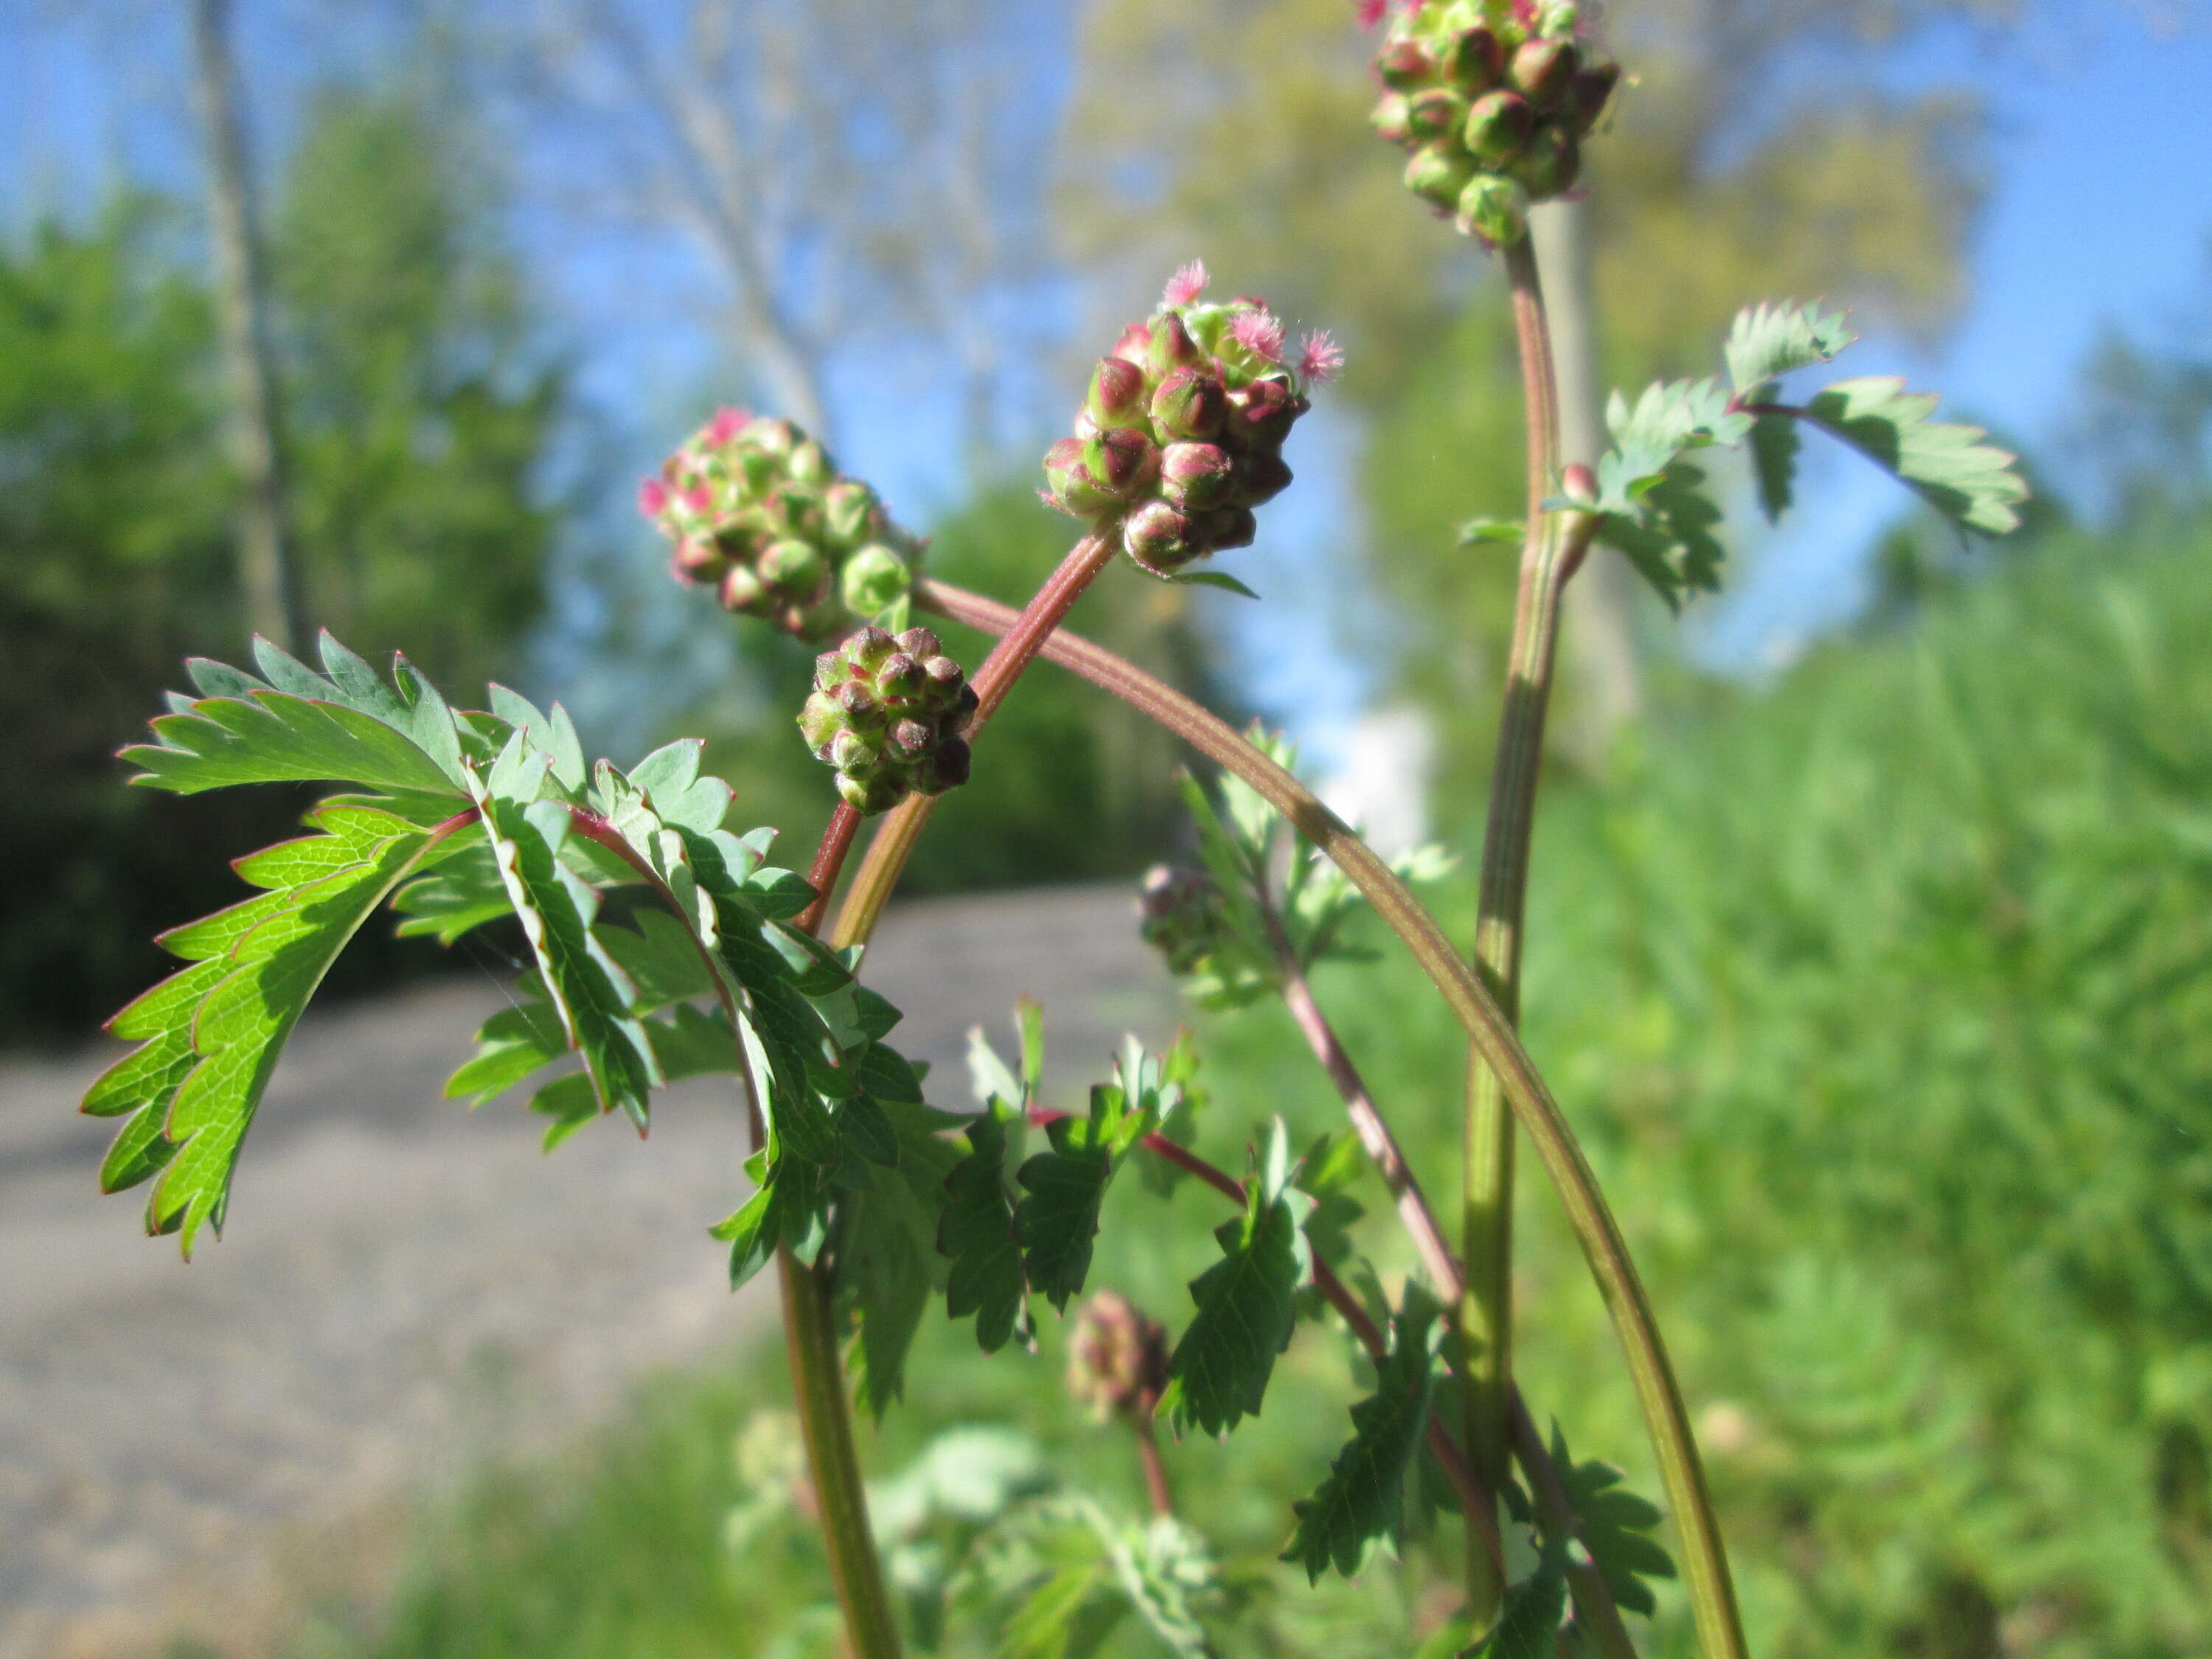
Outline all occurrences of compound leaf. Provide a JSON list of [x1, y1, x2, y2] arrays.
[[1792, 375, 2028, 535], [840, 1100, 966, 1416], [1725, 299, 1855, 394], [1550, 1424, 1677, 1618], [941, 1100, 1032, 1353], [1461, 1551, 1568, 1658]]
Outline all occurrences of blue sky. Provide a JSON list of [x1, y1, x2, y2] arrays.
[[4, 1, 2208, 756]]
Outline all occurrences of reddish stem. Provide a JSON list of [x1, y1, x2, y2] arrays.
[[795, 802, 861, 937]]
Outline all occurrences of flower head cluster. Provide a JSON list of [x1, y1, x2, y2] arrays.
[[1135, 863, 1227, 975], [1065, 1291, 1172, 1423], [1366, 0, 1620, 245], [641, 408, 922, 643], [1041, 262, 1333, 577], [798, 626, 978, 815]]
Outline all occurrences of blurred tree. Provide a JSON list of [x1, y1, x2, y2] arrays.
[[272, 72, 568, 695], [1060, 0, 2011, 791], [2070, 248, 2212, 522]]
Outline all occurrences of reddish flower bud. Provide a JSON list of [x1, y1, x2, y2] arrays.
[[1110, 320, 1153, 366], [1377, 38, 1434, 88], [1441, 25, 1505, 89], [1228, 378, 1304, 448], [720, 565, 764, 611], [1152, 366, 1227, 439], [1161, 441, 1236, 511], [1510, 37, 1576, 108], [1122, 500, 1197, 571], [1565, 60, 1620, 134], [1043, 437, 1119, 518], [759, 538, 827, 596], [1065, 1291, 1171, 1421], [1232, 451, 1294, 508], [1197, 505, 1257, 552]]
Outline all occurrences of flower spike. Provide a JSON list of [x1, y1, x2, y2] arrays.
[[641, 408, 923, 642], [1367, 0, 1618, 245], [1039, 268, 1329, 577]]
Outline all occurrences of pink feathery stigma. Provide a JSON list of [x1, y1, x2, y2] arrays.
[[1513, 0, 1540, 25], [704, 406, 748, 446], [1298, 330, 1345, 384], [1229, 309, 1286, 364], [684, 485, 713, 515], [637, 477, 669, 518], [1354, 0, 1388, 26], [1162, 260, 1210, 308]]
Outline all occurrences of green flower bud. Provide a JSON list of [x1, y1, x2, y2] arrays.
[[1404, 142, 1477, 209], [1464, 89, 1534, 166], [1369, 92, 1414, 145], [1376, 38, 1435, 90], [787, 437, 832, 485], [1405, 86, 1468, 142], [1087, 356, 1152, 427], [1123, 500, 1197, 571], [1455, 173, 1530, 245], [759, 538, 827, 597], [1511, 122, 1581, 197], [1083, 427, 1159, 498], [1161, 442, 1235, 511], [1440, 25, 1504, 91], [839, 543, 910, 617], [720, 564, 765, 612], [1135, 864, 1225, 976], [1147, 310, 1204, 378], [822, 479, 880, 547], [1152, 366, 1227, 439], [1510, 38, 1577, 109]]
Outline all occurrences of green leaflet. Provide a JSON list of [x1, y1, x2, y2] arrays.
[[391, 830, 509, 942], [82, 804, 458, 1254], [1793, 375, 2028, 535], [940, 1099, 1033, 1354], [1158, 1119, 1314, 1438], [127, 633, 469, 798], [1750, 411, 1801, 524], [1547, 1424, 1677, 1618], [1281, 1287, 1444, 1583], [473, 745, 661, 1129], [1724, 299, 1856, 395], [837, 1099, 967, 1417], [1460, 1551, 1569, 1659]]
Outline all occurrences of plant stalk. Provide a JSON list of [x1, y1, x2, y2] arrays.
[[830, 533, 1114, 951], [922, 578, 1748, 1659], [1462, 237, 1573, 1548], [575, 798, 902, 1658], [1134, 1416, 1177, 1519]]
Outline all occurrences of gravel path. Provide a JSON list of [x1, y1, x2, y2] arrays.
[[0, 885, 1170, 1659]]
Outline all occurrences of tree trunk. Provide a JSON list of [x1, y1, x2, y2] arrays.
[[189, 0, 305, 653], [1531, 198, 1643, 761]]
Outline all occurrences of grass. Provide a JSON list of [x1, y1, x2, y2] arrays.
[[290, 522, 2212, 1659]]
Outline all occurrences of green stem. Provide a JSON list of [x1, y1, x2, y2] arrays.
[[919, 578, 1749, 1659], [1463, 237, 1572, 1550], [577, 798, 903, 1659], [830, 532, 1114, 951]]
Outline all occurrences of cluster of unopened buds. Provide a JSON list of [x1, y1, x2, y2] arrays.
[[1042, 262, 1339, 577], [798, 626, 978, 815], [1065, 1290, 1172, 1423], [1135, 863, 1225, 976], [1363, 0, 1619, 245], [639, 408, 922, 643]]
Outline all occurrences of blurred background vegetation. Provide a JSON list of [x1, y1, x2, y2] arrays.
[[6, 0, 2211, 1655]]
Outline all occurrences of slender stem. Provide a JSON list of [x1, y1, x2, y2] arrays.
[[796, 801, 861, 936], [1261, 918, 1632, 1658], [923, 579, 1748, 1659], [569, 803, 902, 1657], [1462, 237, 1572, 1545], [830, 533, 1114, 951], [1133, 1416, 1177, 1518]]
